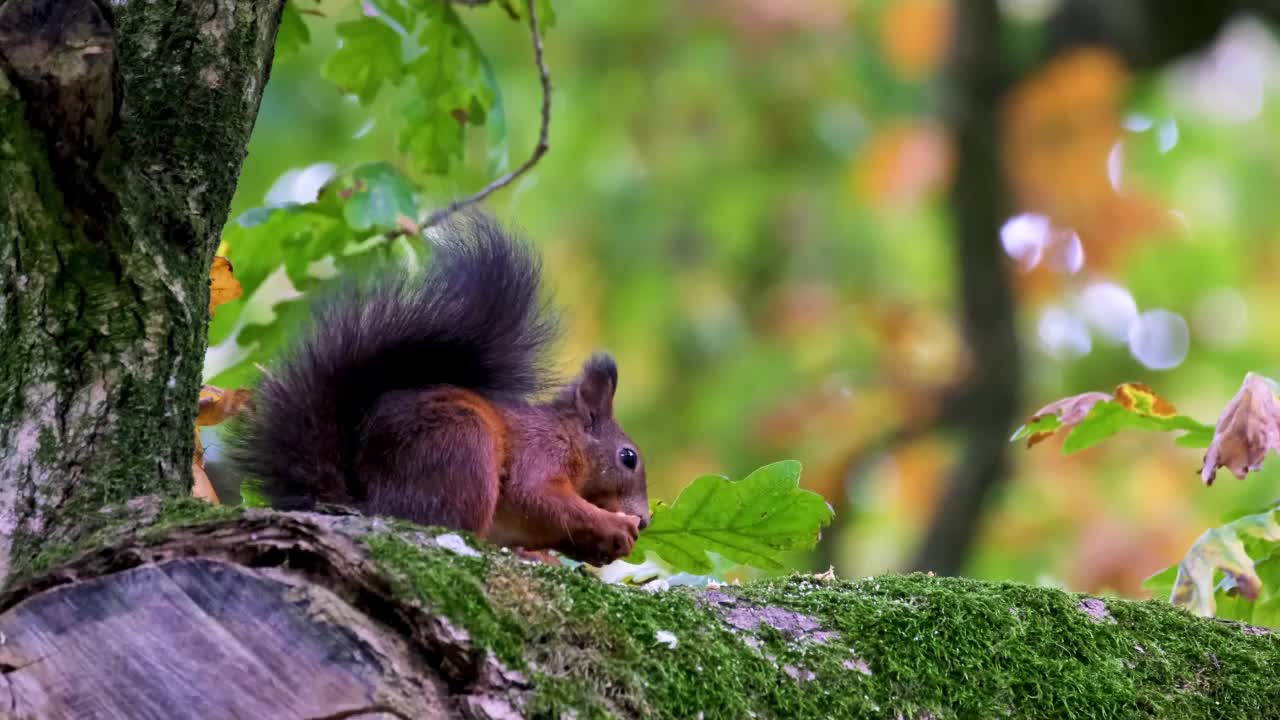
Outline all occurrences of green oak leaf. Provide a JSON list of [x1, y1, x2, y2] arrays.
[[1009, 413, 1061, 444], [1174, 427, 1215, 449], [1012, 384, 1214, 453], [279, 218, 351, 289], [1141, 564, 1176, 602], [625, 460, 834, 574], [210, 298, 317, 389], [317, 162, 418, 233], [477, 44, 509, 175], [274, 2, 311, 62], [533, 0, 556, 29], [399, 93, 464, 176], [397, 7, 493, 175], [373, 0, 414, 32], [1061, 401, 1211, 453], [323, 17, 404, 105], [210, 204, 354, 348], [332, 236, 402, 277], [212, 207, 306, 345]]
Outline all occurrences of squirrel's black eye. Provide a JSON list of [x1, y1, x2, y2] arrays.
[[619, 447, 638, 471]]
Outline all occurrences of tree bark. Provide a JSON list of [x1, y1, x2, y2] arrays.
[[2, 503, 1277, 719], [0, 0, 284, 583]]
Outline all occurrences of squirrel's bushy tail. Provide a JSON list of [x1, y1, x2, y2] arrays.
[[225, 213, 559, 508]]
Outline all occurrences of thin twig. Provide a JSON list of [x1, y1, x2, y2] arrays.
[[400, 0, 551, 237]]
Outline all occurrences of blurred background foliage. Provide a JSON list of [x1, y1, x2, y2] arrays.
[[205, 0, 1280, 598]]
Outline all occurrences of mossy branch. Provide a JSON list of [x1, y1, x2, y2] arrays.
[[4, 502, 1278, 719]]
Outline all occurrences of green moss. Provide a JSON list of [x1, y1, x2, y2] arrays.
[[140, 496, 244, 534], [17, 497, 240, 583], [364, 526, 1280, 720], [21, 508, 1276, 718], [34, 428, 59, 465], [365, 533, 529, 664]]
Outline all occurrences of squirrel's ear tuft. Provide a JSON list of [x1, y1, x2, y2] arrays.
[[573, 352, 617, 425]]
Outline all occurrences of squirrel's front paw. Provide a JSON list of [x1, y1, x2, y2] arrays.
[[512, 548, 562, 566], [570, 512, 640, 566]]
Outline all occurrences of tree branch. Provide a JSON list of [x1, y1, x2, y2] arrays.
[[1040, 0, 1235, 73], [396, 0, 552, 239], [4, 505, 1277, 718]]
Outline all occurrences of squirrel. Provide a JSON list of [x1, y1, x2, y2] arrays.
[[225, 213, 649, 566]]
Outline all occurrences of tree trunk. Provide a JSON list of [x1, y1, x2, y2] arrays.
[[910, 0, 1269, 576], [911, 0, 1021, 576], [2, 502, 1277, 719], [0, 0, 283, 583]]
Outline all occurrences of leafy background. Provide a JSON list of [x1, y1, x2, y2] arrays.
[[204, 0, 1280, 598]]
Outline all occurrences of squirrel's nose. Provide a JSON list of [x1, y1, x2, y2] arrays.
[[637, 515, 650, 531]]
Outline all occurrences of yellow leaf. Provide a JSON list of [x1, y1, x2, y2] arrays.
[[196, 385, 252, 428], [1003, 48, 1128, 228], [208, 255, 242, 317], [192, 385, 247, 505], [1114, 382, 1177, 418], [878, 0, 949, 81]]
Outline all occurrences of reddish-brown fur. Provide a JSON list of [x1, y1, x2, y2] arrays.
[[228, 215, 648, 565], [355, 384, 644, 564], [356, 388, 505, 535]]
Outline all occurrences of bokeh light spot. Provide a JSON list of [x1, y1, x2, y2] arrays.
[[1078, 282, 1137, 344], [1038, 306, 1091, 358], [1128, 309, 1190, 369]]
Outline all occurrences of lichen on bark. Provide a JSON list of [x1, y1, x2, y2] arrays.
[[0, 0, 285, 584]]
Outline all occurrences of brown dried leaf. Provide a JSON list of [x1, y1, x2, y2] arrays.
[[196, 385, 252, 428], [208, 255, 242, 316], [1200, 373, 1280, 485], [191, 459, 220, 504], [192, 385, 248, 505]]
